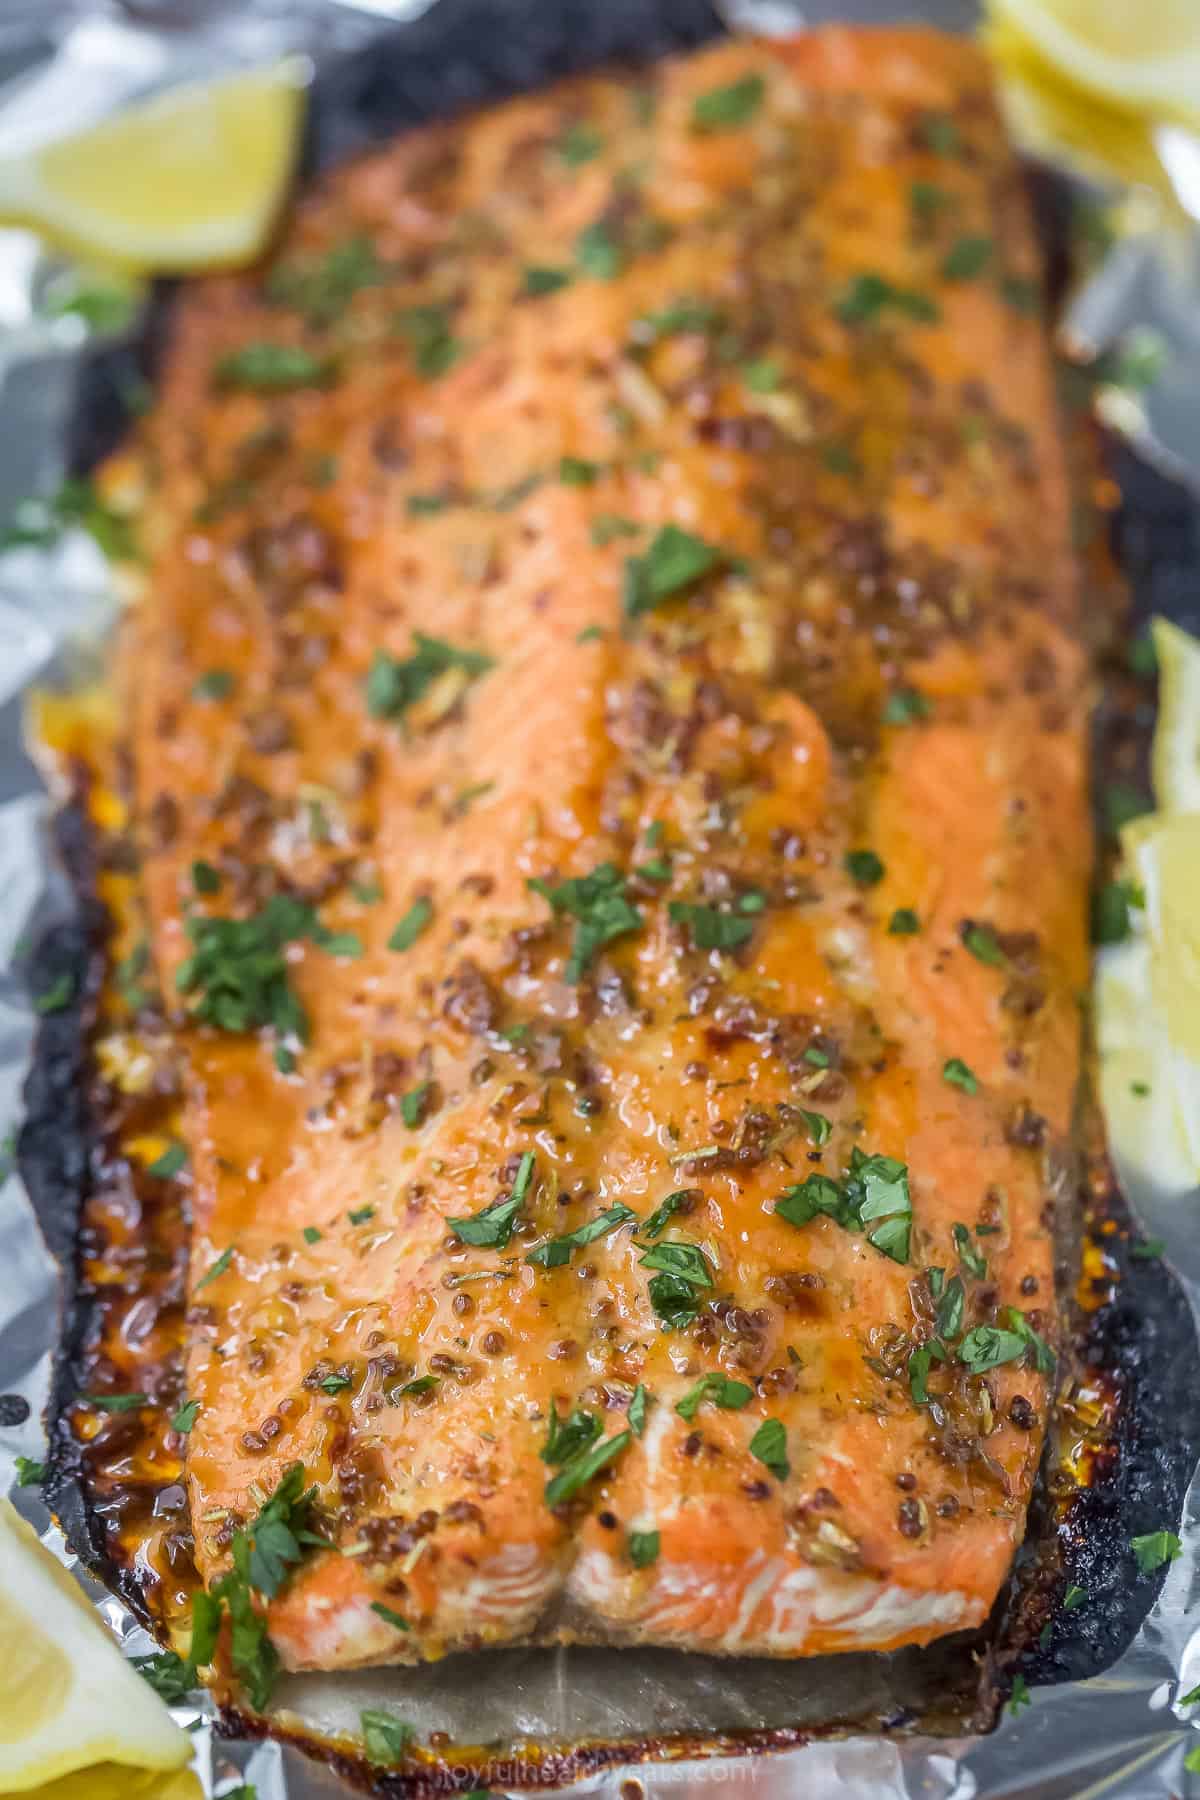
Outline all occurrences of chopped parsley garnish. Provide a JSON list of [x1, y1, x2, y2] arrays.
[[591, 513, 639, 547], [194, 668, 234, 701], [0, 475, 138, 561], [1104, 781, 1150, 833], [319, 1373, 353, 1394], [882, 689, 930, 725], [1092, 879, 1140, 946], [743, 358, 780, 393], [576, 219, 624, 281], [953, 1222, 987, 1279], [1008, 1674, 1031, 1717], [576, 624, 606, 643], [918, 112, 962, 157], [526, 1202, 636, 1268], [1131, 1238, 1165, 1260], [14, 1456, 45, 1486], [675, 1373, 753, 1421], [348, 1204, 375, 1225], [85, 1393, 148, 1412], [845, 849, 885, 886], [803, 1046, 830, 1068], [1000, 273, 1040, 313], [668, 896, 760, 951], [1063, 1584, 1086, 1611], [214, 343, 333, 391], [644, 1195, 690, 1238], [170, 1400, 200, 1434], [371, 1601, 410, 1631], [835, 273, 939, 327], [265, 234, 383, 328], [941, 235, 993, 281], [628, 1382, 650, 1436], [132, 1650, 199, 1704], [909, 179, 951, 225], [639, 1239, 714, 1329], [559, 122, 604, 166], [528, 862, 642, 981], [628, 1528, 660, 1567], [634, 297, 721, 341], [148, 1142, 188, 1179], [559, 456, 600, 486], [749, 1417, 789, 1480], [195, 1246, 234, 1292], [623, 524, 722, 620], [691, 72, 765, 133], [399, 1375, 437, 1397], [820, 441, 861, 477], [191, 860, 221, 895], [524, 265, 572, 296], [888, 908, 920, 935], [961, 921, 1005, 966], [401, 1082, 432, 1129], [34, 972, 74, 1014], [544, 1428, 630, 1505], [775, 1149, 912, 1264], [448, 1151, 535, 1248], [175, 892, 337, 1050], [1131, 1529, 1181, 1575], [394, 304, 462, 378], [943, 1057, 978, 1095], [303, 1225, 322, 1244], [366, 634, 495, 725], [799, 1109, 832, 1147], [389, 896, 433, 951], [361, 1709, 415, 1765], [407, 492, 449, 516]]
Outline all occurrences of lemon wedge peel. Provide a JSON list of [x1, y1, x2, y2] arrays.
[[1095, 618, 1200, 1199], [0, 59, 307, 275], [0, 1500, 192, 1792], [986, 0, 1200, 127]]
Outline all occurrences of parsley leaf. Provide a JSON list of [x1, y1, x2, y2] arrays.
[[623, 524, 722, 620], [641, 1190, 691, 1239], [591, 513, 639, 547], [175, 893, 323, 1048], [529, 862, 642, 980], [34, 971, 74, 1014], [389, 897, 433, 951], [371, 1601, 410, 1630], [749, 1417, 789, 1480], [195, 1246, 234, 1293], [845, 849, 885, 886], [394, 304, 462, 378], [265, 234, 383, 328], [1092, 879, 1140, 946], [888, 908, 920, 935], [170, 1399, 200, 1434], [668, 899, 758, 951], [361, 1709, 415, 1765], [194, 668, 234, 701], [941, 235, 993, 281], [526, 1202, 636, 1267], [544, 1429, 631, 1505], [576, 219, 624, 280], [675, 1373, 753, 1421], [628, 1382, 650, 1436], [1131, 1529, 1182, 1575], [85, 1393, 148, 1412], [14, 1456, 45, 1487], [943, 1057, 978, 1095], [366, 634, 494, 725], [1008, 1674, 1031, 1716], [1063, 1584, 1086, 1611], [526, 266, 573, 304], [148, 1142, 188, 1178], [628, 1528, 660, 1567], [559, 122, 604, 166], [961, 921, 1006, 966], [559, 456, 600, 486], [953, 1221, 987, 1279], [541, 1405, 602, 1466], [132, 1650, 198, 1704], [836, 273, 939, 326], [400, 1082, 431, 1129], [640, 1239, 713, 1329], [918, 112, 962, 156], [957, 1324, 1027, 1373], [214, 343, 333, 391], [883, 689, 930, 725], [691, 73, 765, 133], [448, 1151, 535, 1248]]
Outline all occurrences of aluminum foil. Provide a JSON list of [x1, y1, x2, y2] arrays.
[[2, 2, 1200, 1796]]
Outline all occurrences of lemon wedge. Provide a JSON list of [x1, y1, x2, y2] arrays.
[[985, 0, 1200, 126], [1151, 617, 1200, 815], [0, 1500, 193, 1792], [0, 61, 306, 274]]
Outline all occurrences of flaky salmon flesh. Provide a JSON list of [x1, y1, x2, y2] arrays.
[[120, 26, 1087, 1683]]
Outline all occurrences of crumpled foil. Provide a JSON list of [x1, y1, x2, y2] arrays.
[[2, 2, 1200, 1797]]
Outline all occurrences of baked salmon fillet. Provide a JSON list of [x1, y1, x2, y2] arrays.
[[125, 26, 1088, 1683]]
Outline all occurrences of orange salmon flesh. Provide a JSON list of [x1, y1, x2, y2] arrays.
[[122, 27, 1087, 1677]]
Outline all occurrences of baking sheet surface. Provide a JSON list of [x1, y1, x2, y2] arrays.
[[2, 1, 1200, 1795]]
